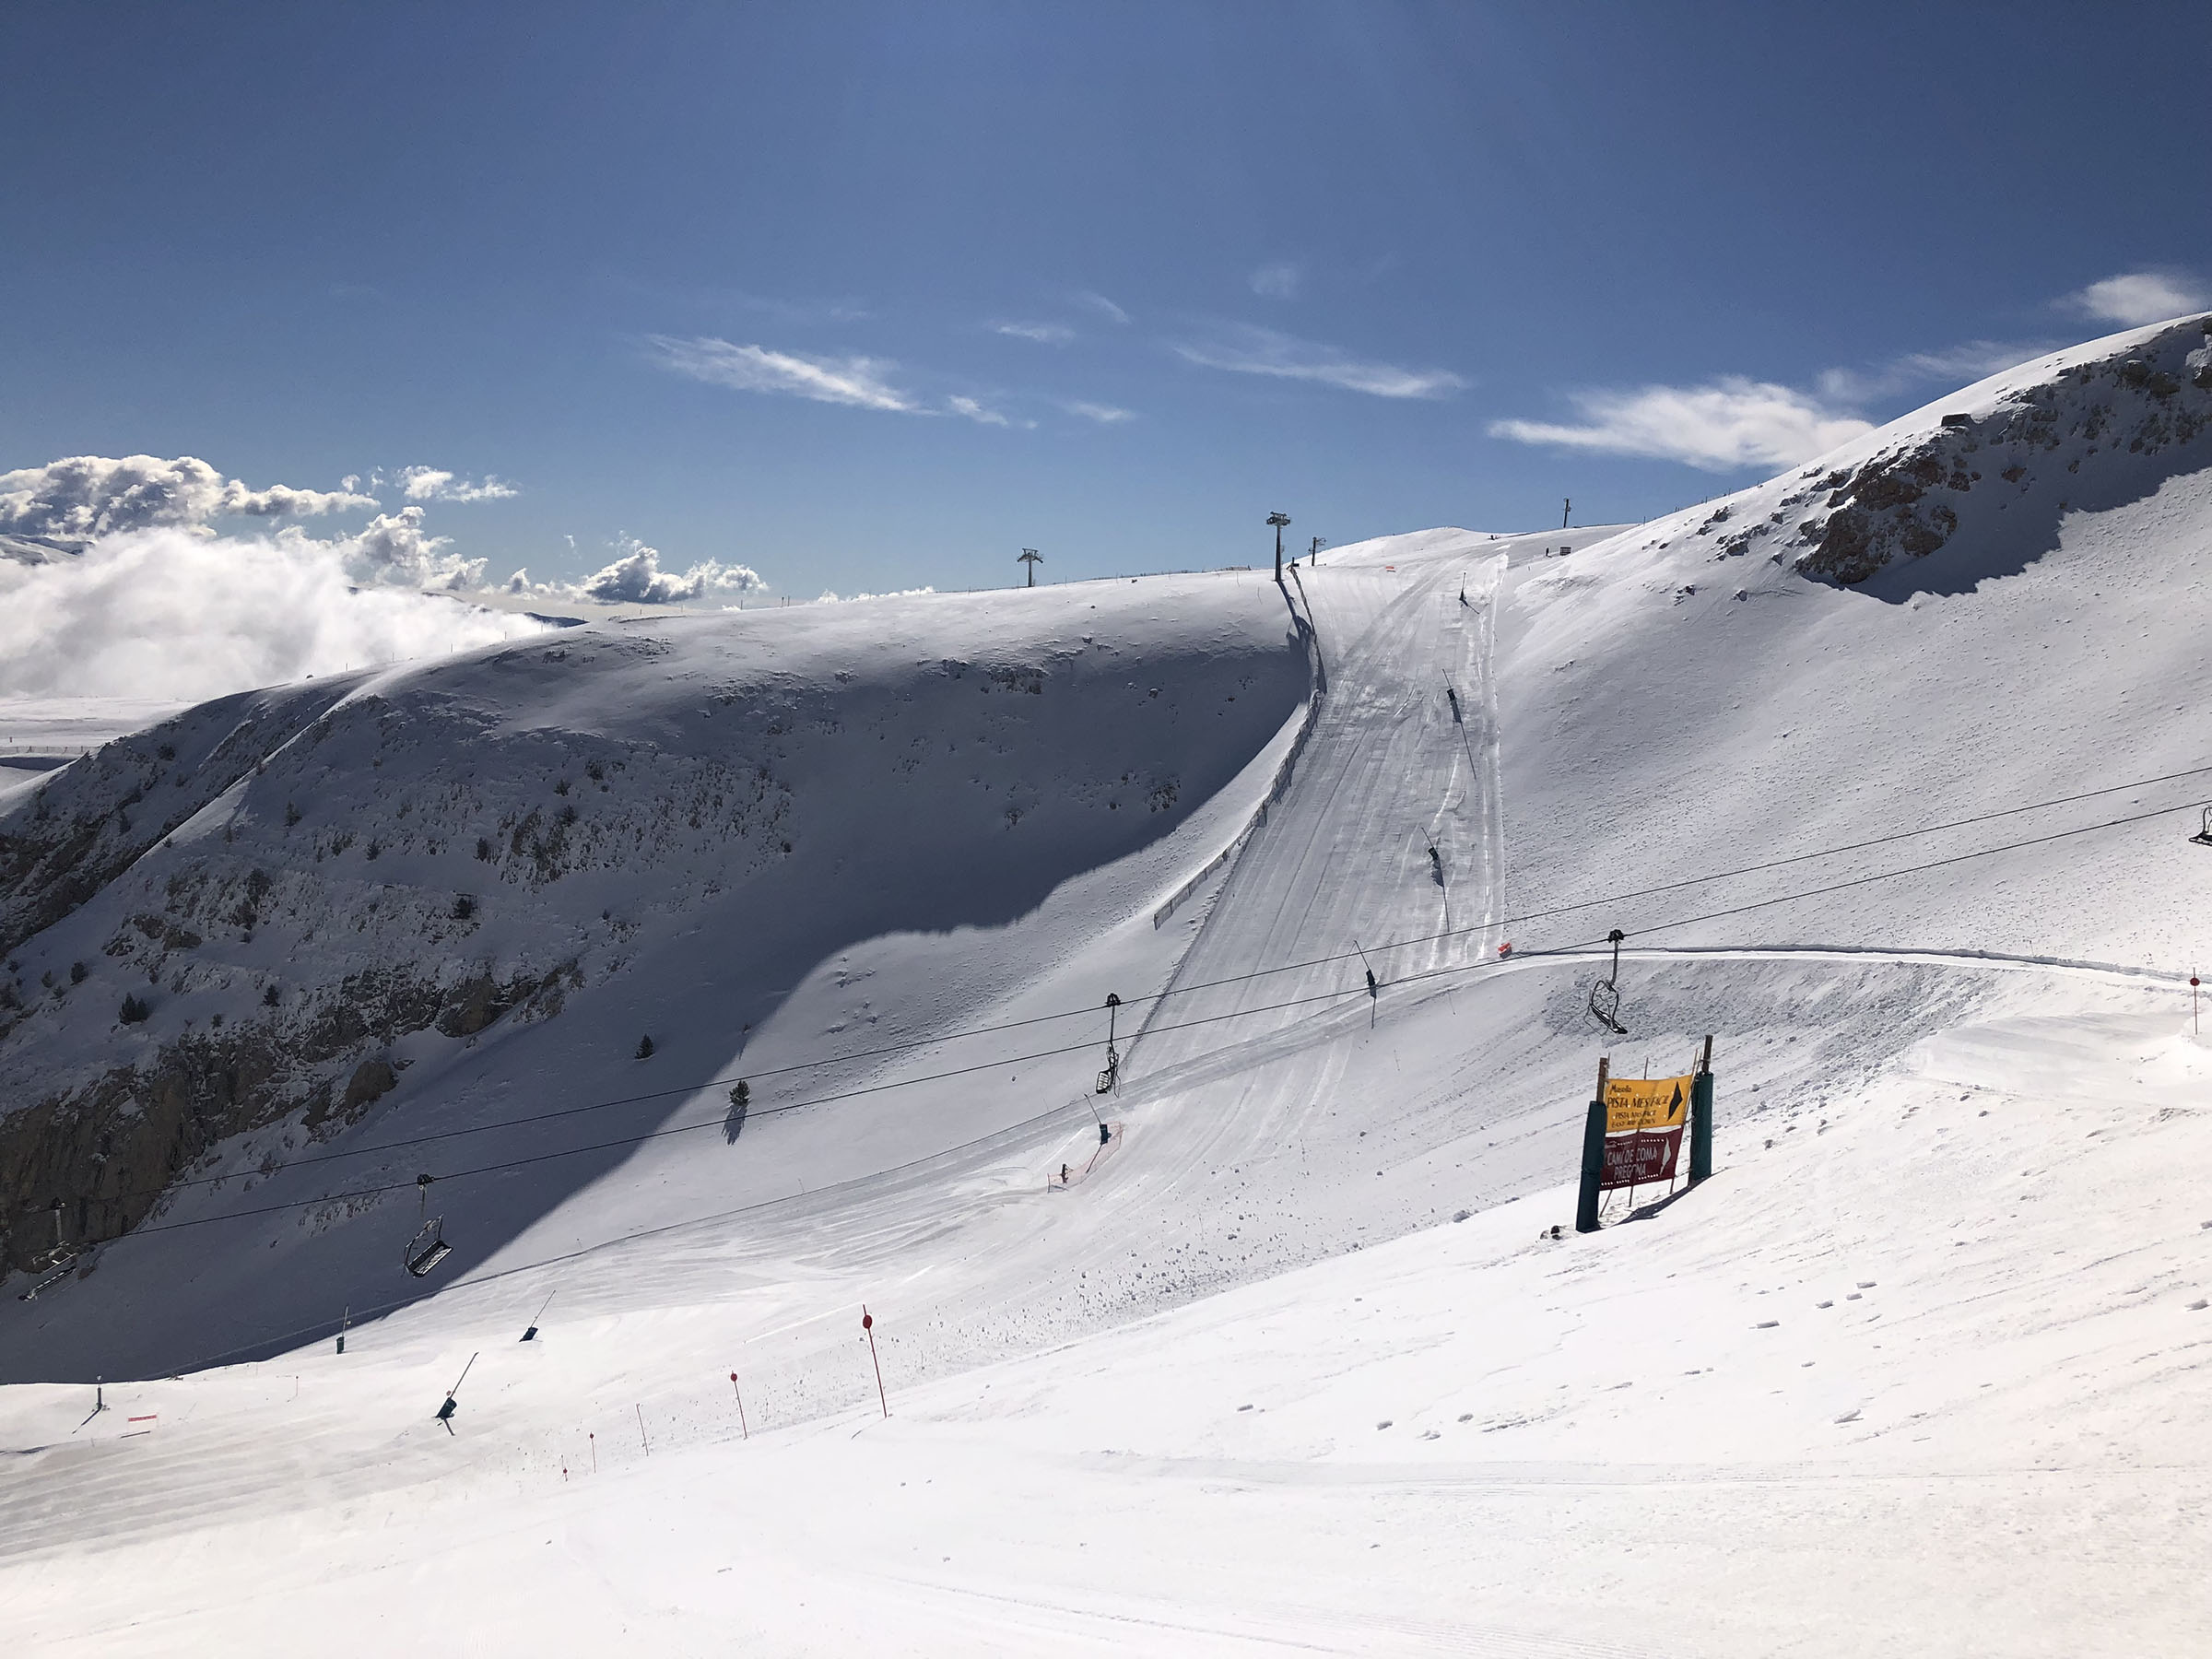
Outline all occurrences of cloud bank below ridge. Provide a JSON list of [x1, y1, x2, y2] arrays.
[[0, 453, 770, 708]]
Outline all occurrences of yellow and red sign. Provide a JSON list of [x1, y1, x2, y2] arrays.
[[1603, 1074, 1691, 1135]]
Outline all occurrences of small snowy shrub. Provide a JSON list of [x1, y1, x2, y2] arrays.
[[635, 1034, 655, 1059], [119, 994, 150, 1025]]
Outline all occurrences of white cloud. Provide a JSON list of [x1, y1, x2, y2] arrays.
[[1489, 378, 1873, 472], [0, 525, 544, 702], [509, 536, 768, 606], [1074, 290, 1132, 325], [298, 505, 489, 592], [993, 321, 1075, 345], [0, 454, 375, 540], [2064, 270, 2212, 327], [645, 335, 920, 412], [1249, 261, 1302, 300], [1063, 400, 1136, 424], [1174, 324, 1466, 400], [947, 395, 1011, 428], [395, 465, 520, 503]]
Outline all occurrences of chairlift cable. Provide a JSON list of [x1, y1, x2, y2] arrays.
[[59, 789, 2208, 1235], [225, 763, 2212, 1182]]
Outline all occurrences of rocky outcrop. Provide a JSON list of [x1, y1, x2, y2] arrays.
[[1794, 316, 2212, 585], [0, 959, 576, 1273]]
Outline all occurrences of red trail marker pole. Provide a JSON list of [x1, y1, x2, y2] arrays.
[[730, 1371, 749, 1440], [2193, 975, 2201, 1038], [862, 1306, 888, 1418]]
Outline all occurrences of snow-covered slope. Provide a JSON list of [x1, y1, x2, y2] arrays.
[[6, 987, 2204, 1656], [6, 314, 2212, 1655], [1492, 312, 2212, 978], [0, 576, 1312, 1372]]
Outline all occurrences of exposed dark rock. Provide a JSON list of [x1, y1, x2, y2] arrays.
[[0, 959, 575, 1272], [341, 1057, 397, 1112], [1796, 317, 2212, 585]]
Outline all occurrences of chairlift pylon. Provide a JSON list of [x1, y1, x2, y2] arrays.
[[1095, 993, 1122, 1095], [2190, 806, 2212, 847], [1587, 929, 1629, 1035], [403, 1173, 452, 1278]]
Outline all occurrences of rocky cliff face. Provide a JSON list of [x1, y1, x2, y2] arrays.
[[1790, 317, 2212, 585]]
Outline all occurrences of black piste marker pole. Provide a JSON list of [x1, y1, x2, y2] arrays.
[[1576, 1058, 1610, 1234]]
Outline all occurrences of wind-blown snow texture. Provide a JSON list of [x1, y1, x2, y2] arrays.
[[4, 314, 2211, 1656]]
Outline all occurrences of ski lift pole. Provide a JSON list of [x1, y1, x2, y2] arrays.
[[861, 1307, 888, 1418]]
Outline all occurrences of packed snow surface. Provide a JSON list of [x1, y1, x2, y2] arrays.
[[5, 314, 2212, 1653]]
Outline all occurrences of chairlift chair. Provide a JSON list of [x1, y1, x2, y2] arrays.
[[1095, 994, 1122, 1094], [2191, 806, 2212, 847], [16, 1202, 78, 1302], [1586, 929, 1629, 1035], [403, 1173, 452, 1278], [35, 1198, 76, 1273]]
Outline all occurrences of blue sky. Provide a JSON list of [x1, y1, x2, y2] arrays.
[[4, 1, 2208, 599]]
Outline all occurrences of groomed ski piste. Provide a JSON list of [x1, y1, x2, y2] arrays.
[[4, 315, 2212, 1654]]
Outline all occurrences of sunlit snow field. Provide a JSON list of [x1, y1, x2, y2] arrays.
[[6, 319, 2212, 1655]]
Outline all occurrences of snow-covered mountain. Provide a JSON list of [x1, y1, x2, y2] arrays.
[[4, 314, 2210, 1655], [1, 576, 1313, 1366], [1498, 313, 2212, 973]]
